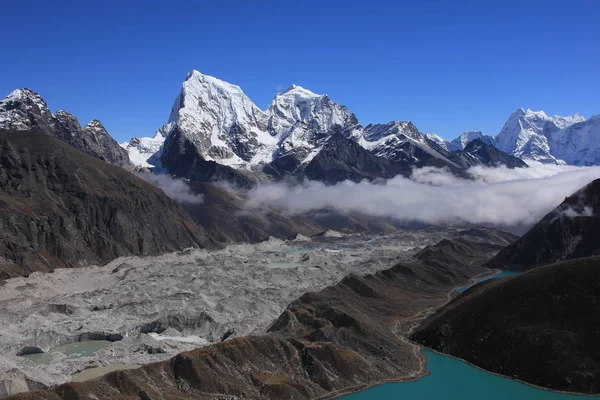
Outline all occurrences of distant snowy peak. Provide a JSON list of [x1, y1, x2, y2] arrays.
[[449, 131, 493, 151], [444, 108, 595, 165], [425, 133, 449, 150], [267, 83, 357, 138], [494, 108, 587, 163], [549, 114, 600, 166]]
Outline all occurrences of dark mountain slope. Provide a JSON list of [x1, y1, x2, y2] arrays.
[[487, 178, 600, 271], [302, 133, 401, 184], [412, 257, 600, 394], [7, 236, 507, 400], [0, 130, 214, 279]]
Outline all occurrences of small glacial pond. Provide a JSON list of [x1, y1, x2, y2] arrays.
[[343, 350, 600, 399], [456, 270, 518, 293], [19, 340, 112, 365], [71, 364, 141, 382]]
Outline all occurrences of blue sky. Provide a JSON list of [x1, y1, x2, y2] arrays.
[[1, 0, 599, 142]]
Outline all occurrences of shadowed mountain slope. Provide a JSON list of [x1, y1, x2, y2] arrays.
[[0, 130, 214, 279], [487, 178, 600, 271], [412, 257, 600, 394]]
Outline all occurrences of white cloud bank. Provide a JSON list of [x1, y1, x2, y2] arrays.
[[243, 162, 600, 229], [139, 173, 204, 204]]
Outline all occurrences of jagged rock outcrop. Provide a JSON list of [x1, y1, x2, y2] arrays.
[[0, 130, 214, 279], [487, 178, 600, 271], [0, 89, 133, 169]]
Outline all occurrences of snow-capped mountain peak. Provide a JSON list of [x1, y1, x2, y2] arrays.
[[425, 132, 448, 149], [279, 84, 320, 98], [0, 88, 53, 130], [156, 70, 274, 166], [267, 83, 357, 139], [493, 108, 587, 163], [448, 131, 489, 151]]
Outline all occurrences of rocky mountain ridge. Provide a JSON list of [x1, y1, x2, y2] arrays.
[[122, 71, 530, 185], [0, 89, 133, 169]]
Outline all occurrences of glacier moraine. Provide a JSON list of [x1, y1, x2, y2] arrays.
[[0, 227, 501, 395]]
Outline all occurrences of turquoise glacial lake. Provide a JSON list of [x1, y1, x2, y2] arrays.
[[344, 270, 600, 399], [19, 340, 112, 365], [343, 349, 600, 399]]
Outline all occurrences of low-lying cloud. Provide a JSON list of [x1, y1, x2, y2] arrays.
[[243, 162, 600, 230], [139, 173, 204, 204]]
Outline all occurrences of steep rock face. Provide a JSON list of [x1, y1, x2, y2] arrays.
[[424, 132, 449, 150], [120, 131, 166, 169], [493, 108, 565, 163], [265, 84, 360, 176], [454, 138, 529, 169], [303, 132, 394, 184], [160, 125, 258, 187], [360, 122, 470, 172], [157, 70, 275, 168], [0, 130, 214, 279], [0, 89, 133, 169], [267, 84, 357, 138], [487, 178, 600, 271], [412, 257, 600, 394], [549, 115, 600, 165]]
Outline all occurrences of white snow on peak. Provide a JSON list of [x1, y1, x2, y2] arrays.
[[120, 70, 599, 170], [0, 88, 52, 130], [157, 70, 276, 166], [0, 88, 50, 114], [267, 83, 355, 140], [279, 84, 321, 98], [3, 89, 26, 103], [84, 120, 105, 130], [121, 135, 166, 168], [448, 131, 487, 151], [124, 72, 362, 169], [493, 108, 587, 163], [548, 114, 600, 165], [425, 133, 447, 147]]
